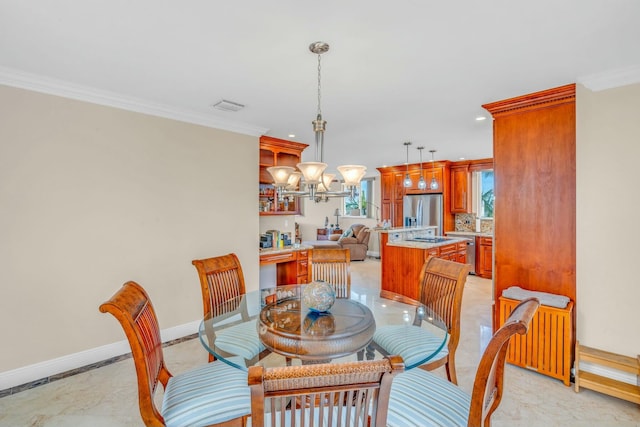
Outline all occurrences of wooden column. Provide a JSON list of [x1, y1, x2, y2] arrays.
[[483, 84, 576, 332]]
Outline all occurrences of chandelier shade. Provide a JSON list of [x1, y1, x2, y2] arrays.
[[337, 165, 367, 187], [417, 146, 427, 190], [429, 149, 439, 190], [267, 166, 297, 187], [403, 141, 412, 188]]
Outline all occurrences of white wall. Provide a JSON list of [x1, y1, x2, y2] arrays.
[[0, 85, 259, 377], [576, 83, 640, 357]]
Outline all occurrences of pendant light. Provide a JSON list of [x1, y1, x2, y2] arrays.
[[268, 41, 366, 202], [403, 141, 412, 187], [417, 146, 427, 190], [429, 149, 439, 190]]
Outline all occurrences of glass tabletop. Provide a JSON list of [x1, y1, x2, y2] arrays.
[[198, 284, 447, 371]]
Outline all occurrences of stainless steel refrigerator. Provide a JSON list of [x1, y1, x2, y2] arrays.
[[403, 194, 443, 235]]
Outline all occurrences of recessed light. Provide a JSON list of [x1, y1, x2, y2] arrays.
[[475, 116, 487, 121], [459, 157, 466, 160], [288, 134, 296, 138]]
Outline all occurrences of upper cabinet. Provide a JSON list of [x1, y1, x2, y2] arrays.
[[405, 168, 444, 195], [259, 135, 308, 215], [449, 159, 494, 214], [379, 170, 404, 227], [377, 162, 452, 229], [450, 165, 471, 213]]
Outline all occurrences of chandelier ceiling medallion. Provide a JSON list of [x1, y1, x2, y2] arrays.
[[267, 42, 367, 203]]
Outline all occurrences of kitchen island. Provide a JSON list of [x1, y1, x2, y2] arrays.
[[379, 227, 468, 303]]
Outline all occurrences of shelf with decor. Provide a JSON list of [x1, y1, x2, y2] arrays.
[[259, 135, 308, 216]]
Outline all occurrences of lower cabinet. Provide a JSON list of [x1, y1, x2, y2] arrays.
[[476, 237, 493, 279], [296, 250, 308, 284], [260, 249, 309, 285]]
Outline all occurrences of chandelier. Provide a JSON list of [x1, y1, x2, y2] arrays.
[[267, 42, 367, 202]]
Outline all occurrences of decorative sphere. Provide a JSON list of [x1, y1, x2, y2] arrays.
[[303, 311, 336, 335], [302, 280, 336, 312]]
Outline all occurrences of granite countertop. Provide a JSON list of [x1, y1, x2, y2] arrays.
[[377, 226, 437, 234], [446, 231, 493, 238], [387, 236, 468, 249], [259, 245, 312, 256]]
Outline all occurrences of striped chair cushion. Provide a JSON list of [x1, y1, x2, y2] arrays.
[[387, 368, 471, 427], [162, 356, 250, 427], [215, 319, 266, 360], [373, 325, 448, 369]]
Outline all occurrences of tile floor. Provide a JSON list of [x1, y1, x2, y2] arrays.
[[0, 258, 638, 426]]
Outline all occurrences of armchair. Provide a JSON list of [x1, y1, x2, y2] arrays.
[[335, 224, 370, 261]]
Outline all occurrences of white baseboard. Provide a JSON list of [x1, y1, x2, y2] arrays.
[[0, 320, 200, 390], [367, 250, 380, 258]]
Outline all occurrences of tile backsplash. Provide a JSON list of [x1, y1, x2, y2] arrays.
[[454, 213, 494, 234]]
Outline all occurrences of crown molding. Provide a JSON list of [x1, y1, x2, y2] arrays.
[[578, 64, 640, 92], [0, 66, 268, 137]]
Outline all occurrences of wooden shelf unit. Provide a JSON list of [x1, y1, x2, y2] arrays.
[[574, 341, 640, 404], [259, 135, 308, 216]]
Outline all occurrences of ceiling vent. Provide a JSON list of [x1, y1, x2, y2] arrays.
[[212, 99, 245, 112]]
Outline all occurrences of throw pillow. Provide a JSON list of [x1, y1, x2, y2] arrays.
[[338, 228, 353, 241]]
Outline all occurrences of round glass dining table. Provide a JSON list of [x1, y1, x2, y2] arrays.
[[198, 284, 447, 371]]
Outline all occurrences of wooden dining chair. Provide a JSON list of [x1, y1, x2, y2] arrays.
[[307, 248, 351, 298], [99, 281, 251, 427], [192, 253, 266, 363], [248, 355, 405, 427], [386, 297, 540, 427], [369, 256, 469, 383]]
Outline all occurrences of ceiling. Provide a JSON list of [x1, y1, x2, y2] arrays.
[[2, 1, 640, 176]]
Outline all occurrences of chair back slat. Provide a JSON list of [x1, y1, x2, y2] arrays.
[[249, 356, 404, 427], [308, 248, 351, 298]]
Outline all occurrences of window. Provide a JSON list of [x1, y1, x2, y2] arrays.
[[343, 178, 374, 218], [476, 170, 494, 218]]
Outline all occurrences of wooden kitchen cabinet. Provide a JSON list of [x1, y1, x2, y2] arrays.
[[260, 248, 309, 285], [378, 162, 451, 229], [380, 235, 467, 303], [296, 250, 308, 284], [483, 84, 575, 331], [405, 168, 444, 195], [380, 170, 405, 227], [450, 165, 472, 213], [259, 135, 308, 215], [476, 236, 493, 279]]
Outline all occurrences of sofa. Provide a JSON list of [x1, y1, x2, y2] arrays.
[[303, 224, 371, 261]]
